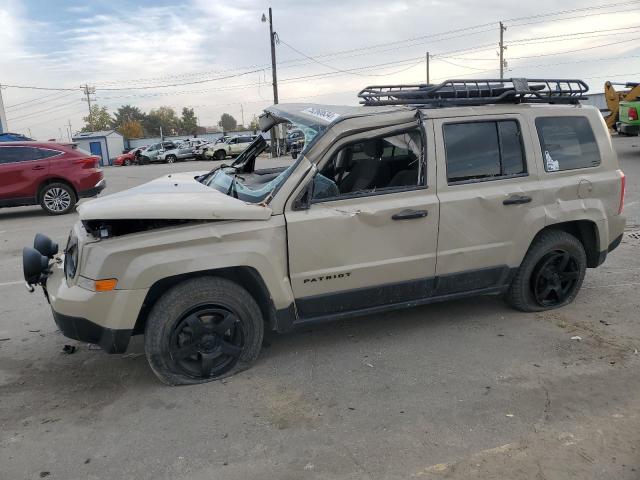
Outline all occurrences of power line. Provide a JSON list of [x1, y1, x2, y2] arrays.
[[95, 68, 266, 91], [508, 26, 640, 45], [503, 0, 640, 24], [11, 106, 88, 129], [5, 91, 73, 110], [1, 84, 76, 92], [507, 6, 640, 27], [8, 98, 83, 123], [508, 35, 640, 59], [279, 39, 423, 77]]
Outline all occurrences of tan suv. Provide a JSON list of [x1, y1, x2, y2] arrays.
[[205, 135, 257, 160], [23, 79, 626, 385]]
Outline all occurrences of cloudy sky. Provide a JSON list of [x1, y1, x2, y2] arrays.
[[1, 0, 639, 139]]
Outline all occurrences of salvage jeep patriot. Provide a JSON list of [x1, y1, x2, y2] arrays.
[[23, 79, 626, 385]]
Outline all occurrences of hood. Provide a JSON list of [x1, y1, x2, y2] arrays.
[[77, 172, 272, 221]]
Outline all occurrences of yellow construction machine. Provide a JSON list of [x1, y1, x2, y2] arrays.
[[604, 81, 640, 135]]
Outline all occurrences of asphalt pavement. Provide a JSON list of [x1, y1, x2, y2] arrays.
[[1, 140, 640, 480]]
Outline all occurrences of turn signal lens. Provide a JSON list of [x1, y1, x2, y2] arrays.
[[94, 278, 118, 292]]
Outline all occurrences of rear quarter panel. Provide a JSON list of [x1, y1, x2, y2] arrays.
[[525, 107, 625, 250], [49, 152, 102, 192]]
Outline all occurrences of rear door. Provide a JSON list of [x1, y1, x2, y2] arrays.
[[0, 146, 50, 202], [433, 115, 545, 292], [285, 123, 440, 319]]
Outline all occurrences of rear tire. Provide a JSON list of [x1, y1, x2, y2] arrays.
[[166, 155, 176, 164], [505, 230, 587, 312], [39, 182, 76, 215], [144, 277, 264, 386], [214, 150, 226, 160]]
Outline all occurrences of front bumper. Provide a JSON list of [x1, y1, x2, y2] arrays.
[[24, 243, 147, 353], [618, 123, 640, 136], [79, 178, 106, 198], [53, 310, 132, 353], [45, 264, 146, 352]]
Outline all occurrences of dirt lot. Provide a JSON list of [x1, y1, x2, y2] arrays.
[[1, 139, 640, 480]]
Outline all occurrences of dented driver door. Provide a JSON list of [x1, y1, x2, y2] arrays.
[[284, 124, 439, 320]]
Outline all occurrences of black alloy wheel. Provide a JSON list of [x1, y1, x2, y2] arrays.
[[505, 230, 586, 312], [531, 250, 580, 307], [169, 305, 244, 379]]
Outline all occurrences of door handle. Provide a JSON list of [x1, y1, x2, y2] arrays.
[[392, 209, 428, 220], [503, 195, 532, 205], [32, 165, 45, 171]]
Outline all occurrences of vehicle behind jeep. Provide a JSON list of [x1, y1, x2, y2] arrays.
[[23, 78, 625, 385], [206, 135, 256, 160], [1, 141, 104, 215]]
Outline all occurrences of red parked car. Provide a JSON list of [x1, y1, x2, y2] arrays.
[[0, 142, 105, 215], [114, 145, 148, 166]]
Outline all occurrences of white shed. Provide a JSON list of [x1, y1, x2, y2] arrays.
[[72, 130, 125, 166]]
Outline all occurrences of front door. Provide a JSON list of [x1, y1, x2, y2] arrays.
[[0, 146, 50, 202], [285, 125, 439, 319], [433, 115, 545, 293]]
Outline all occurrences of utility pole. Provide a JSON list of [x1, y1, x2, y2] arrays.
[[81, 84, 96, 130], [426, 52, 430, 84], [267, 8, 278, 105], [262, 7, 279, 155], [66, 120, 72, 141], [499, 22, 507, 78], [0, 83, 7, 134], [240, 104, 245, 128]]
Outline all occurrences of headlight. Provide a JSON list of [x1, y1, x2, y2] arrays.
[[64, 233, 79, 279]]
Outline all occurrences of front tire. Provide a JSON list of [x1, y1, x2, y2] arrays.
[[144, 277, 264, 385], [214, 150, 226, 160], [166, 155, 176, 164], [40, 182, 76, 215], [123, 159, 131, 166], [505, 230, 587, 312]]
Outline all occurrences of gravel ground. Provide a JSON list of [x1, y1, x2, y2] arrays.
[[1, 140, 640, 480]]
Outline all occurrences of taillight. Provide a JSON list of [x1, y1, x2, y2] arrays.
[[629, 107, 638, 121], [617, 169, 625, 215], [73, 156, 99, 169]]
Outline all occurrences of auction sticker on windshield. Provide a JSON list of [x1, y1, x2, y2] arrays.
[[301, 107, 340, 123]]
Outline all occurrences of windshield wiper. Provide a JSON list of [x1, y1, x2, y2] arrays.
[[226, 173, 245, 199]]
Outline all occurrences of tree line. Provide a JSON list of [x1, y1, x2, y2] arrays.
[[81, 105, 258, 138]]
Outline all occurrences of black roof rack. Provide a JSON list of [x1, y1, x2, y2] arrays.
[[358, 78, 589, 107]]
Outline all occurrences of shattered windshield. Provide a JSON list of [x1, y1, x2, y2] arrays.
[[203, 116, 326, 203]]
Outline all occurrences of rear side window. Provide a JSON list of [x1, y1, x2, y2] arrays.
[[443, 120, 526, 183], [38, 149, 62, 159], [535, 116, 600, 172], [0, 147, 41, 164]]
